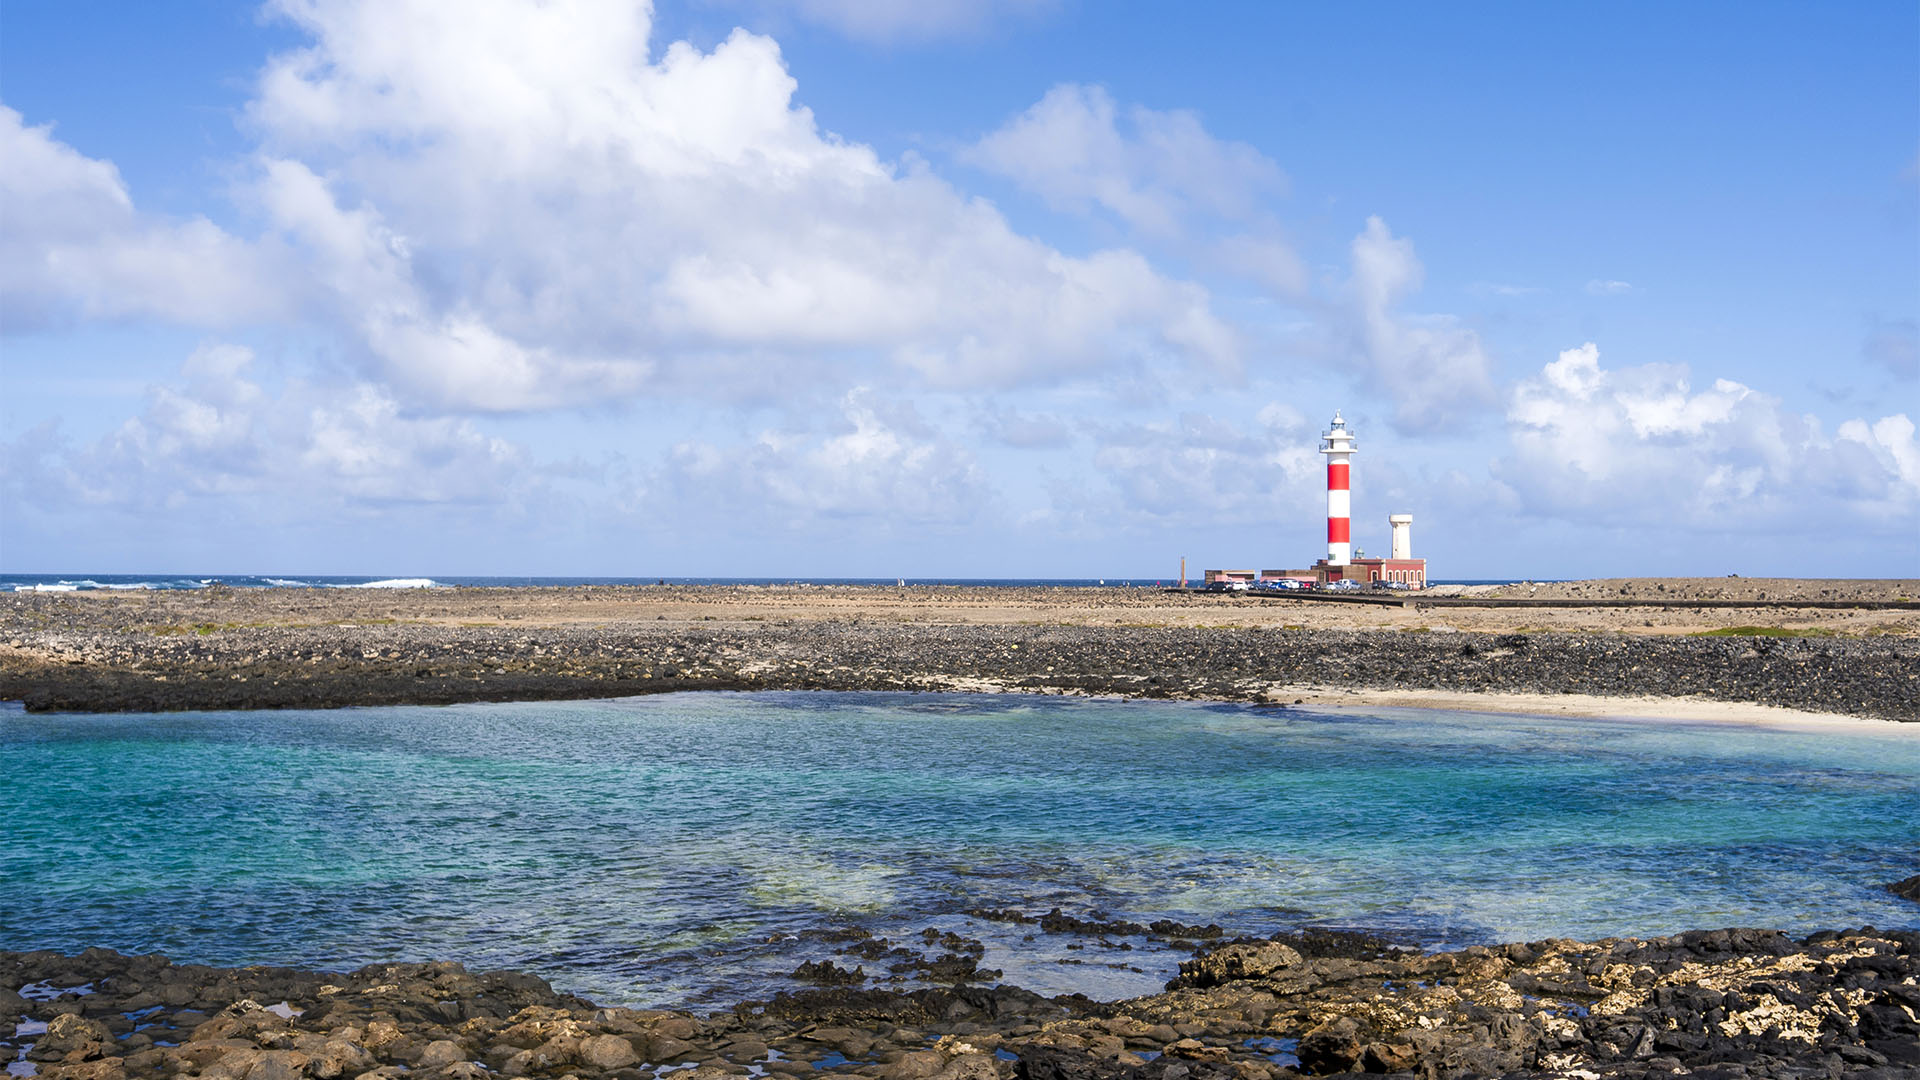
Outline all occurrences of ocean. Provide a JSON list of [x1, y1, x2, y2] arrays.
[[2, 692, 1914, 1009], [1, 574, 1532, 592]]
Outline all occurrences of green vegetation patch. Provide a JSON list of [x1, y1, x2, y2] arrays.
[[150, 621, 267, 635]]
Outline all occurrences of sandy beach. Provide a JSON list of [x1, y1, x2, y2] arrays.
[[1283, 688, 1916, 733]]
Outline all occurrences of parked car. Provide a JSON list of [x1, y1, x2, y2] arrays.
[[1325, 579, 1361, 591]]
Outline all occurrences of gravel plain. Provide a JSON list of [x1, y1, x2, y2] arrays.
[[1, 580, 1916, 720]]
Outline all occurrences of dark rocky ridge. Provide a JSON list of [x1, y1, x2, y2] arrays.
[[7, 927, 1917, 1079], [4, 604, 1917, 719]]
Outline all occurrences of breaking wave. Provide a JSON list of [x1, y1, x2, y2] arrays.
[[4, 575, 441, 592]]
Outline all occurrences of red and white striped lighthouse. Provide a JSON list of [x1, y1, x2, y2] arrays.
[[1320, 411, 1355, 566]]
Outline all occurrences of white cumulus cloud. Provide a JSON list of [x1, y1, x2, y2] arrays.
[[665, 390, 990, 524], [1496, 342, 1918, 525], [1345, 216, 1496, 432], [4, 344, 531, 513], [230, 0, 1234, 409], [1087, 405, 1317, 521], [0, 107, 290, 331], [965, 83, 1303, 297], [1836, 415, 1919, 502], [966, 83, 1286, 236]]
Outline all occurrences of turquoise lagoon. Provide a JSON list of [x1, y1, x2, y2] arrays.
[[3, 692, 1916, 1007]]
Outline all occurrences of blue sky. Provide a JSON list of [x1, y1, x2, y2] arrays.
[[2, 0, 1915, 578]]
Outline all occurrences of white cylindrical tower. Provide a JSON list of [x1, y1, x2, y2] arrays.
[[1320, 412, 1355, 566], [1389, 514, 1413, 560]]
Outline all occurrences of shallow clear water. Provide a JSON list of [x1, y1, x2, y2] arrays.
[[3, 692, 1916, 1008]]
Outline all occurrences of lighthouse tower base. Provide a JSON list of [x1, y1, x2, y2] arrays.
[[1306, 556, 1426, 588], [1204, 558, 1426, 589]]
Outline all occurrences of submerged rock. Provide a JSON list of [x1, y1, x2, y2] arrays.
[[1884, 873, 1920, 902], [790, 960, 867, 986]]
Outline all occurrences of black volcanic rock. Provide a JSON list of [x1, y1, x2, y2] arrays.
[[9, 929, 1916, 1078], [4, 611, 1917, 720]]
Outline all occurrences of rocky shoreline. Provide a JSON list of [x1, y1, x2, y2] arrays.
[[7, 584, 1919, 1078], [8, 923, 1918, 1080], [3, 587, 1917, 719]]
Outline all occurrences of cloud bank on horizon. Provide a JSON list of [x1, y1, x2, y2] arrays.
[[2, 0, 1915, 577]]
